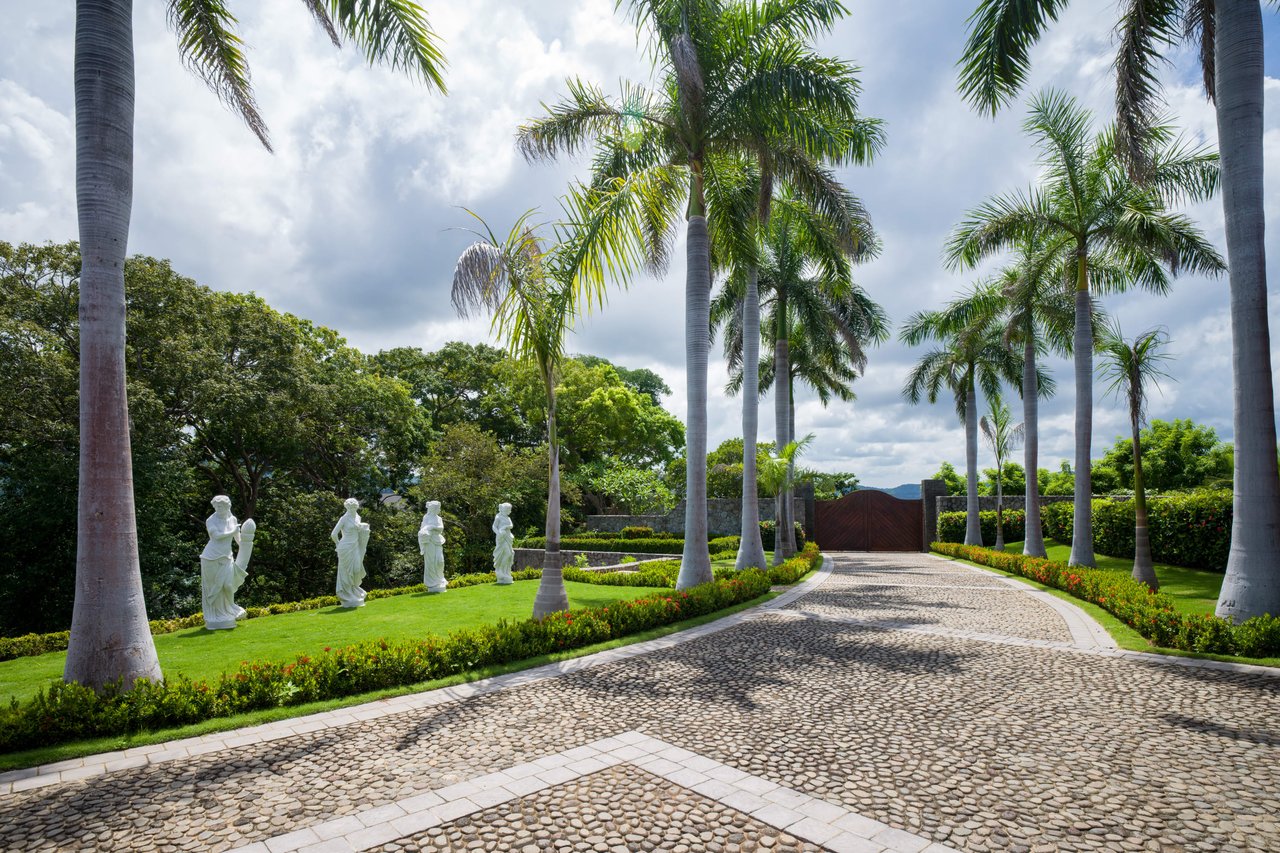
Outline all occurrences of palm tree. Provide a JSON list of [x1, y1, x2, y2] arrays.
[[758, 434, 815, 523], [451, 204, 634, 617], [713, 193, 884, 562], [957, 0, 1279, 620], [901, 284, 1024, 547], [947, 90, 1223, 567], [516, 0, 872, 588], [979, 397, 1024, 551], [67, 0, 445, 691], [1097, 321, 1173, 591], [994, 240, 1076, 558]]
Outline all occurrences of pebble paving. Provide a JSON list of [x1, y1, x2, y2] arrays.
[[378, 764, 823, 852], [3, 552, 1278, 852]]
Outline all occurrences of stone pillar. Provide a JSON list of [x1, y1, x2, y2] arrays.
[[920, 479, 947, 552]]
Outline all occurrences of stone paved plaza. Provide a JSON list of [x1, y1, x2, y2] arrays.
[[3, 553, 1279, 852]]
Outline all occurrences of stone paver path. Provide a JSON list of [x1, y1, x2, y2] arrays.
[[3, 552, 1279, 852]]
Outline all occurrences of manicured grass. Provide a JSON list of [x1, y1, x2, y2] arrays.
[[936, 552, 1280, 669], [711, 551, 774, 572], [1002, 539, 1222, 615], [0, 587, 783, 772], [0, 580, 657, 705]]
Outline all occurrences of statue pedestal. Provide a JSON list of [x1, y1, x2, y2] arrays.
[[205, 619, 237, 630]]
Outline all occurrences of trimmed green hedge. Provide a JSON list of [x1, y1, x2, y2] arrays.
[[1041, 490, 1231, 571], [0, 571, 775, 755], [931, 542, 1280, 658], [938, 509, 1028, 544], [766, 542, 822, 584]]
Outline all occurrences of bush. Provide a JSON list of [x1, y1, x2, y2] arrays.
[[937, 509, 1029, 544], [1040, 490, 1231, 571], [930, 542, 1280, 658], [520, 536, 685, 555], [766, 542, 822, 585], [0, 571, 773, 754], [620, 526, 655, 539], [759, 520, 806, 551]]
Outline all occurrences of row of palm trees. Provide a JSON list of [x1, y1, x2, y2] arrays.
[[63, 0, 1279, 692], [902, 89, 1225, 594], [955, 0, 1279, 624]]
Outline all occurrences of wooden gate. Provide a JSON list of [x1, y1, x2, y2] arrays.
[[813, 490, 922, 552]]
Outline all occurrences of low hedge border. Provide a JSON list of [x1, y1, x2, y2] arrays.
[[938, 509, 1028, 545], [0, 571, 775, 754], [931, 542, 1280, 658], [519, 535, 743, 555]]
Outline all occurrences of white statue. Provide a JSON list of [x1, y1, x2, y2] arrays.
[[201, 495, 255, 630], [492, 502, 515, 585], [332, 498, 370, 608], [419, 500, 448, 593]]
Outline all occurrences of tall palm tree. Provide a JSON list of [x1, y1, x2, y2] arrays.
[[516, 0, 870, 588], [957, 0, 1279, 620], [901, 284, 1025, 547], [979, 397, 1024, 550], [947, 90, 1223, 567], [713, 192, 884, 562], [1097, 320, 1173, 591], [451, 204, 635, 618], [68, 0, 445, 691], [993, 241, 1075, 558]]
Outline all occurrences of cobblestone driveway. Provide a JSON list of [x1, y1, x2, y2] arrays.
[[3, 553, 1278, 852]]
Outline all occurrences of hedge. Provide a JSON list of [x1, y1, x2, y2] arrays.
[[0, 571, 776, 755], [931, 542, 1280, 658], [525, 523, 805, 554], [766, 542, 822, 585], [937, 509, 1028, 545], [1041, 490, 1231, 571]]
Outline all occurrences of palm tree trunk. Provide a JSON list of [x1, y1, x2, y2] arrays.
[[995, 470, 1005, 550], [785, 383, 798, 553], [772, 290, 792, 564], [533, 377, 569, 617], [736, 265, 768, 570], [1022, 331, 1047, 557], [677, 210, 713, 589], [1215, 0, 1280, 621], [63, 0, 162, 692], [1068, 262, 1096, 567], [1131, 421, 1158, 590], [964, 381, 982, 546]]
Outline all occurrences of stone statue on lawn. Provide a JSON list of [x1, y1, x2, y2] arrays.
[[201, 495, 255, 630], [492, 502, 515, 585], [419, 500, 448, 593], [332, 498, 370, 608]]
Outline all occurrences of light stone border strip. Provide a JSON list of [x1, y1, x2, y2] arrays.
[[228, 729, 957, 853], [0, 559, 834, 796], [919, 552, 1280, 677]]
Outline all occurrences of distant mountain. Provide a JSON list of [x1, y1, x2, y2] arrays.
[[856, 483, 921, 500]]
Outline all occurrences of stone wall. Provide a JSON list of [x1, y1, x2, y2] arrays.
[[587, 484, 813, 538]]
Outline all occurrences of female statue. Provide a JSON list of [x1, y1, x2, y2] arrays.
[[492, 502, 515, 585], [419, 500, 448, 593], [332, 498, 370, 608], [201, 495, 254, 630]]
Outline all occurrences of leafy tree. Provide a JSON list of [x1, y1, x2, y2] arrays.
[[947, 90, 1223, 568], [933, 462, 966, 497], [574, 460, 677, 516], [981, 462, 1026, 498], [1098, 322, 1174, 589], [810, 471, 859, 501], [574, 355, 672, 406], [958, 0, 1280, 622], [1041, 461, 1075, 496], [1097, 419, 1233, 492], [69, 0, 446, 691]]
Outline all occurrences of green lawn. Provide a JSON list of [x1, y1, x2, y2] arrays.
[[711, 551, 774, 572], [1002, 539, 1222, 615], [0, 579, 657, 704]]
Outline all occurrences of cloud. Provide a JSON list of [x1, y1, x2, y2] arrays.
[[1, 0, 1278, 489]]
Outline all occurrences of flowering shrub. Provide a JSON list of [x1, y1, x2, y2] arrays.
[[0, 571, 773, 754], [766, 542, 823, 585], [937, 509, 1029, 544], [930, 542, 1280, 658], [1041, 490, 1231, 571]]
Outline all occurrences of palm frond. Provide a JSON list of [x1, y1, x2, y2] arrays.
[[324, 0, 446, 90], [957, 0, 1070, 114], [1113, 0, 1181, 180]]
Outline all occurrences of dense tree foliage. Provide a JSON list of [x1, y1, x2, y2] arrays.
[[0, 243, 682, 635]]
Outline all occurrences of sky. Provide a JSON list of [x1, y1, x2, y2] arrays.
[[2, 1, 1279, 488]]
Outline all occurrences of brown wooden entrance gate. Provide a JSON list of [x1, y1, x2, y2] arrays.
[[813, 490, 922, 552]]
